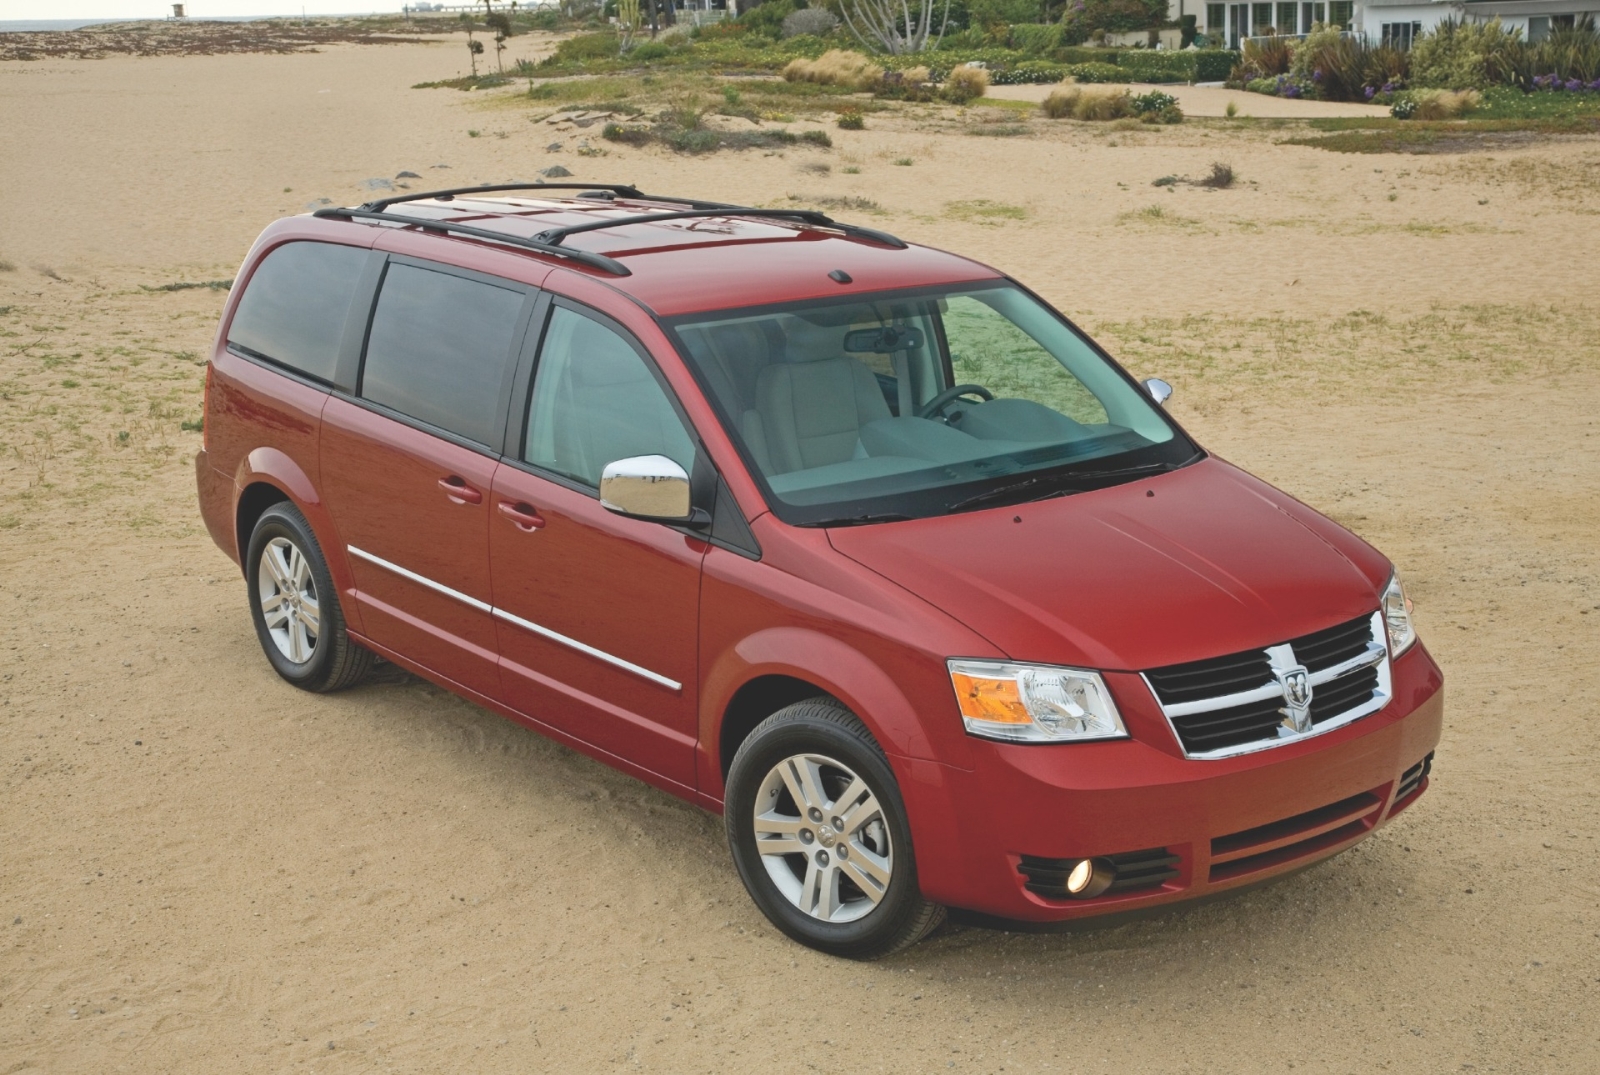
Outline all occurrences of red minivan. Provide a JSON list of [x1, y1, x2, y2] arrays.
[[196, 184, 1443, 958]]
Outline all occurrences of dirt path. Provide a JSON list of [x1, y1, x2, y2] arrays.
[[2, 36, 1598, 1074]]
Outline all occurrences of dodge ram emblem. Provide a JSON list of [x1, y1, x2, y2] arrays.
[[1278, 666, 1314, 733]]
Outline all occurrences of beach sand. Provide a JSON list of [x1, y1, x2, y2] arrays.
[[2, 29, 1598, 1073]]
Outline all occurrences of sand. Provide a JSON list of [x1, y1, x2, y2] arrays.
[[986, 80, 1396, 118], [2, 28, 1598, 1074]]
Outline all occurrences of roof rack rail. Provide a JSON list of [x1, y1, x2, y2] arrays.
[[532, 209, 908, 251], [312, 206, 631, 276], [357, 182, 736, 214]]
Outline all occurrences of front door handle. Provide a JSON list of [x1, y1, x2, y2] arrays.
[[497, 500, 545, 531], [438, 476, 482, 505]]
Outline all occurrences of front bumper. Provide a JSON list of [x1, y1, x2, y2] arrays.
[[900, 641, 1444, 922]]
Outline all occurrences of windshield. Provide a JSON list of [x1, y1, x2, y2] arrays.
[[668, 282, 1199, 525]]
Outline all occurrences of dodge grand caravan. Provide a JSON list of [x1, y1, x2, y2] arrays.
[[195, 183, 1443, 958]]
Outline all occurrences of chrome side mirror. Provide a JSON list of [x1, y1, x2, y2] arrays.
[[1142, 377, 1173, 406], [599, 455, 693, 522]]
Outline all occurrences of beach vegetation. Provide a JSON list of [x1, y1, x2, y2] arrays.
[[1041, 85, 1135, 121], [940, 64, 990, 103]]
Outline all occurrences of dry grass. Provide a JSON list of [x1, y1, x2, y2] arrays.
[[782, 49, 885, 93], [0, 281, 218, 532], [944, 199, 1027, 223], [1041, 85, 1134, 122], [1412, 89, 1482, 121], [1088, 304, 1600, 415], [942, 65, 990, 104]]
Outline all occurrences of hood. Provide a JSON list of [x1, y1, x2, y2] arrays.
[[827, 458, 1391, 671]]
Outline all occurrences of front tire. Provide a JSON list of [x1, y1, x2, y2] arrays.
[[725, 698, 945, 959], [245, 502, 372, 692]]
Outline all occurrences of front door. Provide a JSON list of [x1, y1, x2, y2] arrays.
[[489, 300, 706, 790], [320, 257, 532, 698]]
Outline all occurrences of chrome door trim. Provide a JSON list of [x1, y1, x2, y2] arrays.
[[348, 544, 683, 692], [492, 607, 682, 692], [347, 545, 492, 613]]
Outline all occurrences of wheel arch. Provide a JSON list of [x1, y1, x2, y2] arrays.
[[230, 448, 359, 632], [700, 627, 946, 804]]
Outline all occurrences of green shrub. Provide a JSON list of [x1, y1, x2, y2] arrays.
[[1411, 16, 1523, 89], [800, 128, 833, 146], [936, 28, 992, 51], [968, 0, 1043, 31], [629, 41, 670, 62], [735, 0, 799, 40], [1053, 46, 1121, 65], [1061, 0, 1168, 37], [1007, 22, 1064, 54], [837, 108, 865, 129], [1130, 89, 1177, 113], [1194, 49, 1239, 82], [1115, 50, 1196, 83], [602, 122, 653, 145], [1530, 16, 1600, 83], [1064, 62, 1130, 83], [546, 31, 621, 65], [990, 60, 1069, 84]]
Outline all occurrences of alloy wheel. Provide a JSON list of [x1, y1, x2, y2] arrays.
[[257, 536, 320, 664], [752, 753, 893, 924]]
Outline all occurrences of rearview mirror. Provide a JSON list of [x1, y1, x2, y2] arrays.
[[1143, 378, 1172, 406], [843, 325, 924, 354], [599, 455, 693, 522]]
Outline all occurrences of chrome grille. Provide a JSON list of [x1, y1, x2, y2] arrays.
[[1143, 612, 1391, 759]]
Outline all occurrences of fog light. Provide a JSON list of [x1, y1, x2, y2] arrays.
[[1064, 858, 1116, 899]]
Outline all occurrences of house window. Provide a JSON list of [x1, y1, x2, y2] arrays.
[[1208, 2, 1225, 34], [1253, 2, 1273, 33], [1528, 16, 1550, 42], [1381, 21, 1422, 49], [1277, 2, 1298, 32], [1328, 0, 1352, 28]]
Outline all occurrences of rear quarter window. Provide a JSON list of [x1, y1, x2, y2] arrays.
[[227, 241, 369, 383]]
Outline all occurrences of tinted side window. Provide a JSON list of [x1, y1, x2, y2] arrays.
[[228, 241, 368, 383], [525, 306, 695, 487], [360, 263, 525, 447]]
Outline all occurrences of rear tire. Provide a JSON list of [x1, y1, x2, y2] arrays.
[[245, 502, 372, 693], [725, 698, 945, 959]]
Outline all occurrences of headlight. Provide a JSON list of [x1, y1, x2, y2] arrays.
[[947, 659, 1127, 743], [1382, 572, 1416, 656]]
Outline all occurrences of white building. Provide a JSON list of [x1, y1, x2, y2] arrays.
[[1182, 0, 1599, 48]]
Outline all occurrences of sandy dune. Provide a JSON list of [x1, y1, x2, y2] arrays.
[[2, 29, 1598, 1074]]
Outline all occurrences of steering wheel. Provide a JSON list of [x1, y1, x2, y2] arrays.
[[916, 383, 994, 419]]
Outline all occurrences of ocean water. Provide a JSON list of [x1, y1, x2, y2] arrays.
[[0, 14, 392, 32], [0, 19, 141, 31]]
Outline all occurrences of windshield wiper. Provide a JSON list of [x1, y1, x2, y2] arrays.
[[799, 512, 914, 528], [945, 461, 1186, 515]]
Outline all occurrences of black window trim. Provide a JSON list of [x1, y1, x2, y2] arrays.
[[225, 341, 337, 393], [344, 252, 540, 459]]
